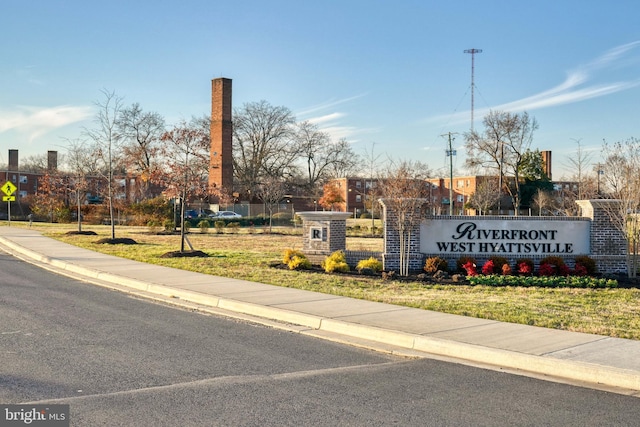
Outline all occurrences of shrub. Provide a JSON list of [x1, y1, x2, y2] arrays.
[[282, 249, 311, 270], [540, 256, 568, 276], [321, 250, 350, 273], [501, 263, 512, 275], [227, 222, 241, 233], [214, 220, 225, 233], [463, 261, 478, 276], [516, 258, 534, 275], [147, 220, 160, 233], [163, 219, 175, 232], [574, 264, 588, 276], [356, 257, 383, 273], [481, 260, 495, 275], [574, 255, 597, 276], [488, 256, 509, 274], [469, 274, 618, 288], [456, 256, 477, 273], [197, 219, 210, 233], [424, 257, 448, 274], [539, 263, 555, 276], [360, 212, 372, 219]]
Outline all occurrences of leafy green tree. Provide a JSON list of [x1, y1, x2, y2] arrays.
[[519, 149, 554, 210]]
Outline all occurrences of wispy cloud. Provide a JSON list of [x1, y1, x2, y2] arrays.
[[296, 94, 377, 142], [0, 105, 94, 141], [427, 41, 640, 125], [296, 94, 368, 118]]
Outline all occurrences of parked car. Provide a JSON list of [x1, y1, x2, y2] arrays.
[[184, 209, 200, 219], [210, 211, 242, 219]]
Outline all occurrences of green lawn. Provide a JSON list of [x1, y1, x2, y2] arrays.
[[11, 222, 640, 340]]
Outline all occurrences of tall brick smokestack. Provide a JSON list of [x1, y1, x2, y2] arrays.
[[209, 78, 233, 193], [541, 150, 552, 180], [48, 151, 58, 171], [8, 149, 18, 171]]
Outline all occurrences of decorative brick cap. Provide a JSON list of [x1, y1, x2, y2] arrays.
[[378, 198, 429, 207], [576, 199, 622, 208], [297, 212, 352, 221]]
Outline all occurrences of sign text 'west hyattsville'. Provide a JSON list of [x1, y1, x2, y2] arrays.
[[420, 219, 590, 256]]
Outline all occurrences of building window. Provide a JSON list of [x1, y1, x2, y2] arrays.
[[19, 176, 27, 184], [356, 181, 362, 188], [355, 195, 362, 203]]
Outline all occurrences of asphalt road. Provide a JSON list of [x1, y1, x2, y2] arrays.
[[1, 251, 639, 426]]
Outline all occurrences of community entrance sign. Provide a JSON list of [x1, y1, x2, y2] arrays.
[[421, 218, 590, 256]]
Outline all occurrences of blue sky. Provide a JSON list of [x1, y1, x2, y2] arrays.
[[1, 0, 639, 179]]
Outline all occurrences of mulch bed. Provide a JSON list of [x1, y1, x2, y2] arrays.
[[95, 238, 138, 245], [270, 262, 470, 285], [271, 262, 640, 288], [159, 250, 209, 258]]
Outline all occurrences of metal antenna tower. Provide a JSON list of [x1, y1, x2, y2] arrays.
[[464, 48, 482, 132]]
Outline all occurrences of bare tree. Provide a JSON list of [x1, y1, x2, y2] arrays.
[[293, 121, 360, 191], [84, 89, 125, 240], [156, 118, 210, 253], [563, 138, 594, 201], [20, 154, 50, 173], [468, 176, 500, 215], [601, 138, 640, 277], [117, 103, 165, 199], [323, 138, 360, 179], [465, 110, 538, 215], [531, 188, 556, 216], [63, 139, 95, 232], [232, 101, 296, 199], [379, 161, 430, 276]]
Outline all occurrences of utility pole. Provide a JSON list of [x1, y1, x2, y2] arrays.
[[464, 48, 482, 132], [442, 132, 457, 215]]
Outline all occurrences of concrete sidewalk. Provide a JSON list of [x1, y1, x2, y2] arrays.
[[1, 226, 639, 395]]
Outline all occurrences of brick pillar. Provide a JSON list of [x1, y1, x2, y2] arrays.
[[209, 78, 233, 193], [576, 199, 627, 273], [379, 198, 427, 273], [297, 212, 352, 263]]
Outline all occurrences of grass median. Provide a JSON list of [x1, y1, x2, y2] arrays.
[[14, 222, 640, 340]]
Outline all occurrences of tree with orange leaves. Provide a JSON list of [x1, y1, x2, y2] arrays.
[[318, 181, 344, 211]]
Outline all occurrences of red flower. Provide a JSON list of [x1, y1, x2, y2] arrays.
[[517, 262, 532, 275], [481, 260, 495, 275], [463, 261, 478, 276]]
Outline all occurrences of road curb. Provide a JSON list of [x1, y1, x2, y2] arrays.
[[2, 234, 640, 394]]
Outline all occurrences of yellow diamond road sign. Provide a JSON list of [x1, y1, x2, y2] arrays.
[[1, 181, 17, 197]]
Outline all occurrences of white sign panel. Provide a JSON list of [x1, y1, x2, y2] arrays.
[[421, 218, 590, 256]]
